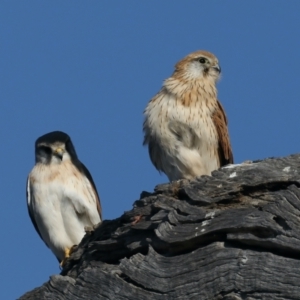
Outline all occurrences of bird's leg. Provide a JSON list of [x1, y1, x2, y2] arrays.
[[59, 245, 77, 268], [59, 248, 71, 268]]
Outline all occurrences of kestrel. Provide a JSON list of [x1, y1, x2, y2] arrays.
[[26, 131, 102, 267], [143, 50, 233, 181]]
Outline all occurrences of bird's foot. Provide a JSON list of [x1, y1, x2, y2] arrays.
[[59, 245, 77, 269]]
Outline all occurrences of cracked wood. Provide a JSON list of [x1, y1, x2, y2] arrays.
[[20, 154, 300, 300]]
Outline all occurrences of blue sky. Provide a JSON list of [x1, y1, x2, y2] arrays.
[[1, 2, 299, 298]]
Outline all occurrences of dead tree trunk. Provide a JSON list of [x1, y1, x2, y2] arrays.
[[20, 154, 300, 300]]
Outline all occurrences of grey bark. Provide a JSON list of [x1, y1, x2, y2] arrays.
[[19, 154, 300, 300]]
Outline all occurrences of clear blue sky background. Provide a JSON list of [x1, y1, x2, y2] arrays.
[[1, 2, 299, 299]]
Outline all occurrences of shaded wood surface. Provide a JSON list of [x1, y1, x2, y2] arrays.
[[20, 154, 300, 299]]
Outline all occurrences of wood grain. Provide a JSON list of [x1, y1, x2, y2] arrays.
[[20, 154, 300, 300]]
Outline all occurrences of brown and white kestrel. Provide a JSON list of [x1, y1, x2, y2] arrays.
[[143, 50, 233, 181]]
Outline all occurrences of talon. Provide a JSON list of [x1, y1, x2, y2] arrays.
[[131, 215, 143, 225]]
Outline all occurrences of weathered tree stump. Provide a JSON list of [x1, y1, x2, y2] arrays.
[[20, 154, 300, 300]]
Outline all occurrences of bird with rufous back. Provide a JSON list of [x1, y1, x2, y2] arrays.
[[143, 50, 233, 181]]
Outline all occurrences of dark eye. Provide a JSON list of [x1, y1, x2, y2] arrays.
[[39, 146, 52, 155], [199, 58, 206, 64]]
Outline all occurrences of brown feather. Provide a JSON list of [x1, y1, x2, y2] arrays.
[[212, 100, 234, 166]]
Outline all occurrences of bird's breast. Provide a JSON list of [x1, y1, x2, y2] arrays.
[[29, 162, 95, 211], [145, 91, 218, 146]]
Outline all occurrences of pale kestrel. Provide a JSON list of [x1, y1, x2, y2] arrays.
[[143, 50, 233, 181], [27, 131, 102, 267]]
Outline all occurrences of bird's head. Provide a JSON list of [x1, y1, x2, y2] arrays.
[[35, 131, 78, 165], [173, 50, 221, 82]]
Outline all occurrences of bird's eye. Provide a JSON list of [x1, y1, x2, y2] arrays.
[[39, 146, 51, 155], [199, 58, 206, 64]]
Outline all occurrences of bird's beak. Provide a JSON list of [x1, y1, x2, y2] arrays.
[[54, 147, 64, 159], [212, 64, 221, 73]]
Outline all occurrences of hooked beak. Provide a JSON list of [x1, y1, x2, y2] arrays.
[[54, 147, 64, 159], [212, 63, 221, 73]]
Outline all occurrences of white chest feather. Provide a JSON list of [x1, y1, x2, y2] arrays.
[[28, 162, 100, 260], [146, 93, 217, 142], [144, 83, 220, 180]]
